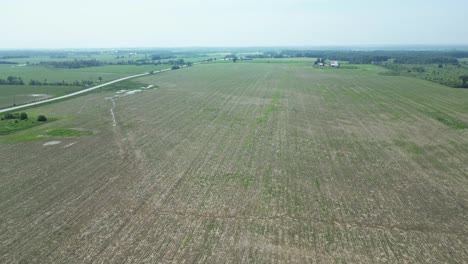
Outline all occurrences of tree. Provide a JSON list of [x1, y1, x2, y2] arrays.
[[37, 115, 47, 122], [20, 112, 28, 120], [98, 76, 103, 82], [171, 65, 180, 70], [460, 75, 468, 87], [3, 113, 14, 120]]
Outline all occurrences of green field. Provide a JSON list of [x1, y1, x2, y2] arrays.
[[0, 64, 172, 108], [0, 62, 467, 263], [0, 64, 170, 83], [0, 84, 85, 109], [383, 63, 468, 87]]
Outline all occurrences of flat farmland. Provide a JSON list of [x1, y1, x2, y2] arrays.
[[0, 62, 467, 263], [0, 64, 170, 108], [0, 64, 170, 83]]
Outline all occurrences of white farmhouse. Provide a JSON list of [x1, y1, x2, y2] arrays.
[[330, 61, 340, 67]]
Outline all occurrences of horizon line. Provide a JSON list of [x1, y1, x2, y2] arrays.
[[1, 44, 468, 51]]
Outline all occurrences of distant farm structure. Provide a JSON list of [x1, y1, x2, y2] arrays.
[[330, 61, 340, 67], [314, 58, 339, 68]]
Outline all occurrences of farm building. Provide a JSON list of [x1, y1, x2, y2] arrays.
[[330, 61, 340, 67]]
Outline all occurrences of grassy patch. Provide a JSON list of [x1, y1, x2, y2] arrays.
[[426, 112, 468, 129], [6, 127, 92, 142], [101, 80, 158, 92], [256, 92, 281, 126], [338, 65, 359, 70], [394, 139, 425, 155], [378, 70, 401, 76], [0, 117, 53, 135], [0, 85, 83, 109], [45, 129, 92, 137]]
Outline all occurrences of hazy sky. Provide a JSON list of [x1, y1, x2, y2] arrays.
[[1, 0, 467, 48]]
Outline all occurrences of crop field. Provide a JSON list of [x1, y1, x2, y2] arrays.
[[0, 85, 84, 109], [383, 63, 468, 87], [0, 64, 170, 83], [0, 61, 467, 263], [0, 64, 171, 108]]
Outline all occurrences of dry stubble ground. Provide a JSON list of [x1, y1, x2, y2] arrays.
[[0, 62, 467, 263]]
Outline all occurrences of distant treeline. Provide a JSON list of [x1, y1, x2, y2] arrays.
[[393, 56, 459, 65], [49, 55, 67, 58], [381, 63, 468, 88], [150, 54, 177, 61], [0, 76, 24, 85], [273, 50, 468, 64], [28, 79, 94, 86], [0, 75, 94, 87], [36, 56, 190, 69], [113, 58, 187, 66], [0, 61, 18, 65], [0, 55, 30, 59], [40, 59, 104, 68]]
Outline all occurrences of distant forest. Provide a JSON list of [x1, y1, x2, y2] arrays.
[[252, 50, 468, 65]]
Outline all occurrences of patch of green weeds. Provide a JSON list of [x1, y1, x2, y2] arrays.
[[394, 139, 425, 155], [256, 92, 281, 126], [45, 129, 93, 137], [425, 111, 468, 129], [0, 117, 55, 135]]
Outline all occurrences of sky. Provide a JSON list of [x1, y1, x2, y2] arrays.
[[1, 0, 468, 49]]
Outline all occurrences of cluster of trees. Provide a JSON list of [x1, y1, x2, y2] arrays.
[[0, 76, 95, 87], [28, 79, 95, 87], [314, 58, 325, 65], [165, 59, 187, 65], [1, 112, 48, 122], [108, 58, 189, 66], [0, 76, 25, 85], [382, 63, 468, 88], [37, 115, 47, 121], [151, 54, 176, 61], [393, 56, 458, 64], [460, 75, 468, 87], [0, 60, 18, 65], [170, 62, 193, 69], [2, 112, 28, 120], [110, 53, 181, 66], [39, 59, 103, 69]]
